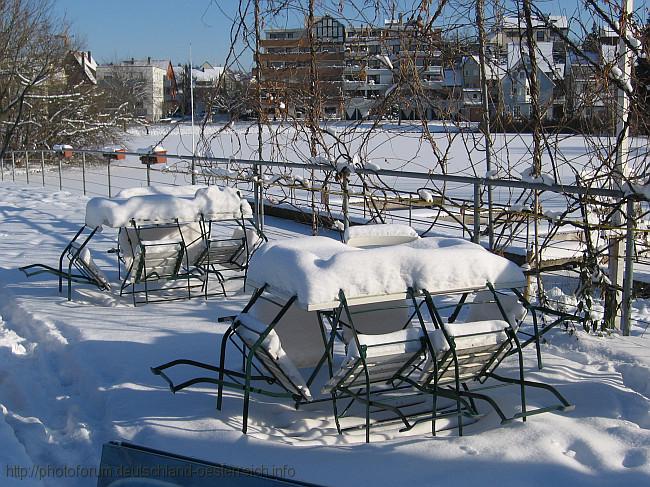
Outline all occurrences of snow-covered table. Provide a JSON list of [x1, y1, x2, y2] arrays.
[[247, 235, 526, 311], [22, 185, 257, 301], [85, 185, 252, 228]]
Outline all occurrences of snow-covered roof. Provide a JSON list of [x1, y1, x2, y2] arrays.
[[193, 66, 225, 83], [248, 235, 526, 310], [502, 15, 568, 31], [69, 51, 97, 84], [72, 51, 97, 71], [507, 42, 560, 76], [111, 59, 171, 71], [463, 55, 507, 80]]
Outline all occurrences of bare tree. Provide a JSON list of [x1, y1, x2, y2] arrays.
[[1, 0, 133, 155]]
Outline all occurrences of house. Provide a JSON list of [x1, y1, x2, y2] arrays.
[[458, 55, 506, 121], [63, 51, 97, 86], [96, 58, 178, 122], [564, 50, 612, 122], [490, 15, 568, 62], [502, 42, 565, 120]]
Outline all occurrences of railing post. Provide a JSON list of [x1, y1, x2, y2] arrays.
[[107, 160, 112, 197], [12, 152, 15, 182], [404, 193, 413, 227], [191, 156, 196, 185], [41, 151, 45, 186], [341, 173, 350, 242], [473, 182, 481, 244], [58, 156, 63, 190], [621, 198, 635, 336], [25, 151, 29, 185], [146, 163, 151, 187], [81, 152, 87, 195]]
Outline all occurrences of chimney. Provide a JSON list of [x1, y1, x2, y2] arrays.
[[87, 50, 91, 60], [147, 56, 151, 64]]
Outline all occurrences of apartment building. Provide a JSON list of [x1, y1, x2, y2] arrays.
[[258, 16, 345, 119], [258, 15, 446, 120]]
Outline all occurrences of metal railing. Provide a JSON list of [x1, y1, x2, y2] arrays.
[[1, 148, 645, 334]]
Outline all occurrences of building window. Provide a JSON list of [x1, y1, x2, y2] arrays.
[[315, 17, 343, 40], [536, 31, 545, 41]]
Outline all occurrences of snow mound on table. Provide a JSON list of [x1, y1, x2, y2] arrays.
[[248, 236, 525, 308], [348, 223, 418, 238], [85, 185, 252, 228], [347, 224, 419, 248], [115, 185, 207, 198]]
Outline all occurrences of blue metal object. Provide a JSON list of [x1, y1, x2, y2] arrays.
[[97, 441, 320, 487]]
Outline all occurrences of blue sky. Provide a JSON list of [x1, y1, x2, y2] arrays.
[[53, 0, 650, 68], [53, 0, 241, 66]]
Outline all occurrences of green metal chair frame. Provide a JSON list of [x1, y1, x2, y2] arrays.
[[321, 288, 474, 443], [119, 219, 195, 305], [436, 286, 583, 370], [192, 215, 266, 298], [20, 224, 109, 300], [151, 285, 332, 435], [419, 283, 574, 436]]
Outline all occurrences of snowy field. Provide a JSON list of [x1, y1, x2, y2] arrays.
[[7, 121, 647, 208], [0, 180, 649, 486]]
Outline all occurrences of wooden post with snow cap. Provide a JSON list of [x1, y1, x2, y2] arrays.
[[607, 0, 634, 331]]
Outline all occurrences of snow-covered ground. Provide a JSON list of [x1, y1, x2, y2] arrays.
[[0, 181, 649, 486]]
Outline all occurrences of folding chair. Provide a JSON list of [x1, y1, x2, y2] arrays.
[[321, 289, 441, 443], [119, 220, 193, 305], [192, 215, 265, 298], [418, 284, 574, 436], [20, 225, 110, 300], [152, 285, 325, 434]]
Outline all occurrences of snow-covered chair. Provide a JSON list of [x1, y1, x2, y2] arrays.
[[418, 286, 574, 436], [333, 300, 413, 344], [119, 220, 192, 305], [151, 285, 327, 434], [192, 220, 264, 298]]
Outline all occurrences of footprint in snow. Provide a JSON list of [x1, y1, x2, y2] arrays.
[[460, 446, 479, 455], [622, 448, 648, 468]]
